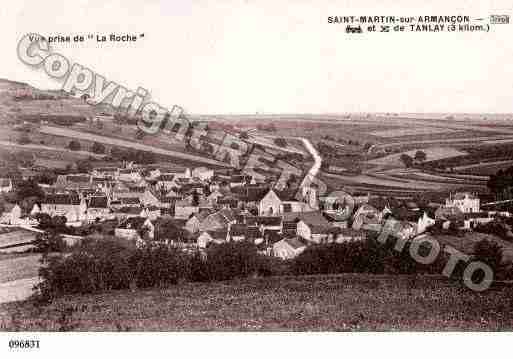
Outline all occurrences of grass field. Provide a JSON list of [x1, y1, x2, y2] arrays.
[[1, 274, 513, 331]]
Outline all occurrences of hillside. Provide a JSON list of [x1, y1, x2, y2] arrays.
[[1, 274, 512, 331]]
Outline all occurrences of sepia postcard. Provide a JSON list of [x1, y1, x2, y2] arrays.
[[0, 0, 513, 357]]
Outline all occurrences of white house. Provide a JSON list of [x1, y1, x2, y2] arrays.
[[258, 189, 282, 216], [445, 192, 480, 214], [197, 230, 228, 248], [272, 237, 306, 259], [0, 178, 13, 193], [115, 217, 154, 241]]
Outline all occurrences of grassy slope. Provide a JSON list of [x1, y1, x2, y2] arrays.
[[1, 274, 513, 331]]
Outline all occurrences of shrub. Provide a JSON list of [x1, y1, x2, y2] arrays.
[[129, 244, 186, 288], [91, 142, 105, 154], [17, 133, 31, 145], [37, 237, 136, 300], [206, 242, 259, 281], [274, 138, 287, 147], [68, 140, 81, 151], [472, 239, 507, 279], [34, 232, 68, 253]]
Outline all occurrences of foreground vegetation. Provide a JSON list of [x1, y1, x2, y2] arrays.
[[2, 274, 513, 331]]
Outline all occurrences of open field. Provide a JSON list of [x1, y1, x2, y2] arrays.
[[368, 147, 468, 167], [1, 274, 513, 331], [0, 254, 41, 284], [39, 125, 230, 168], [370, 127, 462, 138]]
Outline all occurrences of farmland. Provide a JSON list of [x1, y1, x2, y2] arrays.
[[2, 274, 513, 331]]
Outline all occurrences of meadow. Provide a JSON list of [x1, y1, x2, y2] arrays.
[[1, 274, 512, 331]]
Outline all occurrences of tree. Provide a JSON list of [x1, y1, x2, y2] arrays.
[[274, 138, 287, 147], [68, 140, 81, 151], [76, 160, 92, 173], [400, 154, 413, 168], [414, 150, 427, 162], [15, 179, 44, 202], [17, 133, 31, 145], [154, 218, 187, 242], [135, 129, 145, 140], [91, 142, 106, 154], [473, 239, 504, 275]]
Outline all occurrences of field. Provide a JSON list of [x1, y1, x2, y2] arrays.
[[1, 274, 513, 331], [367, 147, 468, 167], [370, 127, 462, 138], [0, 254, 41, 304]]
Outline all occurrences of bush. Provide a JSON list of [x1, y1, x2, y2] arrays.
[[37, 237, 135, 300], [68, 140, 81, 151], [274, 138, 287, 147], [291, 237, 450, 277], [205, 242, 259, 281], [17, 133, 31, 145], [91, 142, 105, 154], [34, 232, 68, 253], [473, 239, 506, 279], [129, 244, 186, 288]]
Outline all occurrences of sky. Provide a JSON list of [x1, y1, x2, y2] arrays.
[[1, 0, 512, 114]]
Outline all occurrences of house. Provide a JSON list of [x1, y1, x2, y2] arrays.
[[245, 216, 282, 232], [55, 174, 93, 190], [156, 174, 177, 190], [258, 189, 282, 216], [0, 204, 22, 225], [192, 167, 214, 181], [115, 217, 154, 241], [334, 228, 366, 243], [198, 208, 239, 232], [272, 237, 306, 259], [41, 193, 86, 219], [416, 211, 436, 234], [141, 206, 161, 221], [185, 210, 214, 234], [0, 178, 13, 193], [230, 174, 252, 188], [118, 169, 142, 182], [30, 203, 41, 216], [227, 224, 262, 243], [86, 196, 110, 221], [280, 201, 310, 214], [352, 204, 383, 231], [445, 192, 480, 214], [174, 199, 199, 219], [197, 230, 228, 248], [92, 167, 119, 178], [206, 189, 224, 205], [292, 211, 332, 243], [120, 197, 141, 207], [435, 205, 464, 221], [322, 212, 349, 228]]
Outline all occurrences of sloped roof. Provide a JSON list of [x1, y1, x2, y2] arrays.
[[121, 197, 140, 205], [66, 174, 91, 183], [246, 216, 282, 226], [205, 230, 228, 241], [44, 193, 81, 205], [88, 196, 108, 208], [285, 211, 330, 227], [158, 174, 175, 181], [284, 237, 306, 250]]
